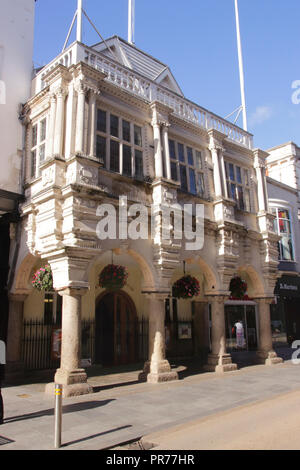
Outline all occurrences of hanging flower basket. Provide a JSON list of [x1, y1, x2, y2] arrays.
[[172, 275, 200, 299], [229, 276, 248, 300], [99, 264, 128, 291], [32, 265, 53, 291]]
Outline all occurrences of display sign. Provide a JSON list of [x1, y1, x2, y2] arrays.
[[178, 322, 192, 340], [51, 328, 62, 360], [275, 276, 300, 298]]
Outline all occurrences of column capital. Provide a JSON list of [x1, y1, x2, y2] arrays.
[[253, 297, 274, 305], [204, 294, 229, 303], [57, 286, 89, 297], [150, 101, 173, 127], [9, 293, 29, 302], [141, 290, 169, 301], [54, 86, 68, 99], [208, 142, 225, 154]]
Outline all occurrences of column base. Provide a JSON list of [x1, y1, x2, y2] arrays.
[[204, 353, 238, 374], [45, 368, 93, 397], [256, 350, 284, 366], [138, 360, 178, 383]]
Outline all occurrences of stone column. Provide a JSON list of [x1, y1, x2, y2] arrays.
[[45, 288, 93, 397], [6, 294, 27, 377], [152, 122, 163, 178], [162, 123, 171, 180], [209, 144, 223, 198], [75, 82, 86, 155], [256, 298, 283, 365], [89, 91, 97, 158], [46, 93, 57, 159], [53, 87, 66, 157], [139, 294, 178, 383], [204, 296, 237, 373], [254, 150, 269, 213]]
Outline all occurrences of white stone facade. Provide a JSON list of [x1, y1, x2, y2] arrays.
[[7, 37, 283, 395]]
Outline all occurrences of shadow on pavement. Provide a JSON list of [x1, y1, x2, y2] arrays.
[[62, 424, 133, 448], [3, 399, 115, 424]]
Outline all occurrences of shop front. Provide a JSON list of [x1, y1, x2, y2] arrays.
[[272, 275, 300, 346], [225, 302, 259, 352]]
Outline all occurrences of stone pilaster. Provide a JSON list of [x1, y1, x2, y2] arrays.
[[75, 81, 86, 156], [53, 87, 67, 157], [46, 93, 56, 159], [204, 295, 237, 373], [161, 123, 171, 180]]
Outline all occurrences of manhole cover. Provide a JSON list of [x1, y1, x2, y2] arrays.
[[0, 436, 14, 446]]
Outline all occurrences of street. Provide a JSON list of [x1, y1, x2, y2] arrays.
[[1, 354, 300, 450]]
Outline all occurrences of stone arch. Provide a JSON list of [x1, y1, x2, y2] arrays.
[[197, 257, 220, 294], [236, 265, 265, 297], [13, 253, 41, 294], [85, 248, 157, 291], [170, 256, 220, 297]]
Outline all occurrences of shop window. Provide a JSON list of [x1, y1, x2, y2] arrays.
[[271, 208, 295, 261]]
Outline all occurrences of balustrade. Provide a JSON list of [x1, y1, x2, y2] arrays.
[[36, 42, 253, 150]]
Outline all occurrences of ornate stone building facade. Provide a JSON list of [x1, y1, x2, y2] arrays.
[[7, 37, 283, 396]]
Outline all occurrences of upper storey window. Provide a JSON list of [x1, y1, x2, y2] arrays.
[[225, 162, 251, 211], [169, 139, 205, 197], [96, 109, 144, 179], [271, 208, 295, 261], [31, 118, 47, 179]]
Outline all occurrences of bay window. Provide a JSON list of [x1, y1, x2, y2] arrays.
[[271, 208, 295, 261], [96, 109, 144, 179], [225, 162, 251, 211], [31, 117, 47, 178], [169, 139, 205, 197]]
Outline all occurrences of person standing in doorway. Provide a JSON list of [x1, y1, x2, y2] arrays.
[[234, 320, 246, 349]]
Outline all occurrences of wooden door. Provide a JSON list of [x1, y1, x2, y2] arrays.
[[95, 292, 137, 366], [114, 293, 137, 365]]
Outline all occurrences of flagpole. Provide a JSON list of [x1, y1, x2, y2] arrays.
[[77, 0, 83, 43], [234, 0, 248, 131], [128, 0, 135, 44]]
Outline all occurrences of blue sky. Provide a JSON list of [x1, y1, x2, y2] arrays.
[[34, 0, 300, 150]]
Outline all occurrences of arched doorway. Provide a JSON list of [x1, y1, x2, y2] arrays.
[[95, 291, 138, 366]]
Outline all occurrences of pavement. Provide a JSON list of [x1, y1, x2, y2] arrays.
[[141, 388, 300, 450], [0, 348, 300, 450]]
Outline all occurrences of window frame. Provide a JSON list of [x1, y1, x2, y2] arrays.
[[96, 108, 144, 179], [271, 207, 295, 262], [168, 138, 206, 198], [225, 161, 251, 212], [30, 117, 47, 179]]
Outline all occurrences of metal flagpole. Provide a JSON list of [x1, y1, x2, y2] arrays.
[[77, 0, 83, 43], [128, 0, 135, 44], [234, 0, 248, 131]]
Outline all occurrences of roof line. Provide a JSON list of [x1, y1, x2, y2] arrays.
[[91, 35, 169, 68]]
